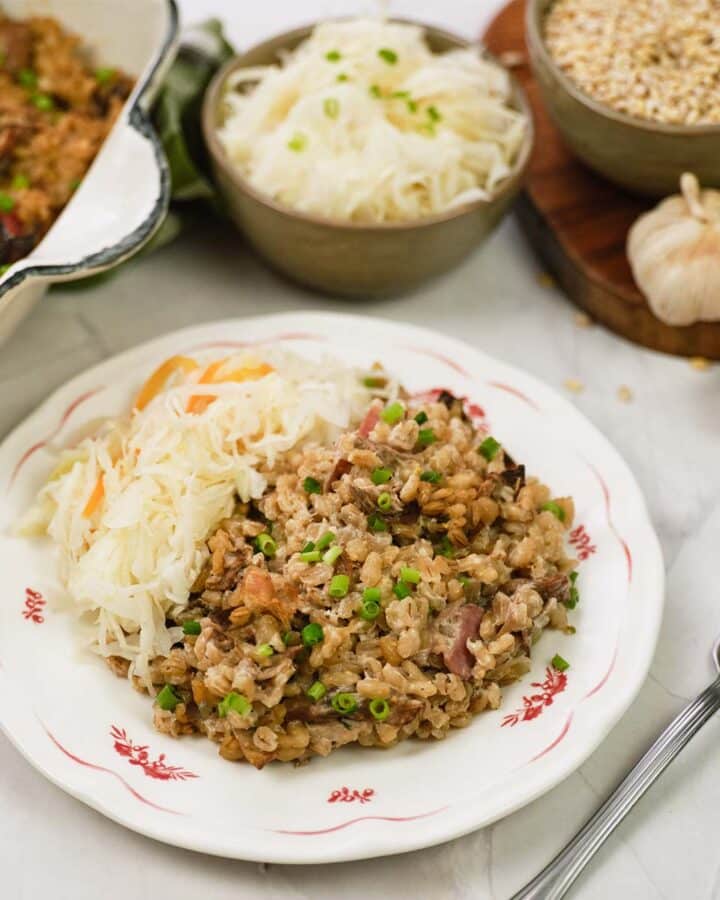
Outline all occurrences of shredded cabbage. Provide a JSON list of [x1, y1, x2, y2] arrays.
[[218, 19, 528, 223], [22, 350, 376, 681]]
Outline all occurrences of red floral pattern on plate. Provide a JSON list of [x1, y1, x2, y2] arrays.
[[110, 726, 198, 781], [328, 787, 374, 804], [569, 524, 597, 560], [501, 667, 568, 728], [22, 588, 45, 624]]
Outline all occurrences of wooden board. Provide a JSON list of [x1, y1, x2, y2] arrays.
[[483, 0, 720, 359]]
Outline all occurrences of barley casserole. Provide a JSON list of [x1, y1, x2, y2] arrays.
[[113, 390, 579, 768]]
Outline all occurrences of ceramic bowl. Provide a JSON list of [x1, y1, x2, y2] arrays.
[[0, 0, 179, 344], [526, 0, 720, 198], [202, 23, 533, 298]]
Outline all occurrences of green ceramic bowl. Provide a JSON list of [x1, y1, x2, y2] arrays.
[[202, 22, 533, 298], [526, 0, 720, 198]]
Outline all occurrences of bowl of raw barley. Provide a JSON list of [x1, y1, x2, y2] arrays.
[[526, 0, 720, 197]]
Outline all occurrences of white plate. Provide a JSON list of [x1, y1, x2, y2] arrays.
[[0, 312, 664, 863]]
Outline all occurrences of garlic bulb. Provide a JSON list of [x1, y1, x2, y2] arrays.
[[627, 173, 720, 326]]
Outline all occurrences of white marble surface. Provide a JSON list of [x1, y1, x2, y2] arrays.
[[2, 1, 719, 898]]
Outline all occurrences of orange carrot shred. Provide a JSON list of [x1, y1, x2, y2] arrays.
[[82, 475, 105, 518], [186, 361, 273, 414], [134, 356, 198, 411]]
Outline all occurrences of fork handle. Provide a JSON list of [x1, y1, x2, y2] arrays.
[[511, 675, 720, 900]]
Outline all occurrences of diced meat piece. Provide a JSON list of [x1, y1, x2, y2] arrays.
[[0, 18, 33, 74], [432, 602, 484, 679], [534, 573, 570, 604], [230, 566, 296, 628], [325, 457, 351, 490], [358, 403, 381, 438], [0, 213, 36, 264], [500, 464, 525, 495]]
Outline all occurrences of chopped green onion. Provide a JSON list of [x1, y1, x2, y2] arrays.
[[478, 436, 501, 461], [378, 48, 398, 64], [363, 375, 386, 388], [300, 549, 322, 563], [302, 541, 316, 553], [391, 90, 410, 99], [567, 572, 580, 609], [435, 536, 455, 558], [381, 401, 405, 424], [566, 625, 577, 634], [331, 692, 358, 714], [256, 642, 274, 657], [32, 93, 54, 111], [288, 132, 307, 152], [551, 654, 570, 672], [316, 531, 336, 551], [325, 50, 342, 62], [329, 574, 350, 598], [282, 631, 299, 645], [393, 581, 411, 599], [0, 193, 15, 213], [367, 513, 387, 532], [457, 575, 471, 587], [0, 264, 10, 276], [369, 84, 382, 98], [570, 571, 579, 584], [427, 105, 442, 122], [95, 67, 115, 84], [182, 620, 201, 636], [363, 587, 381, 602], [369, 697, 390, 720], [157, 684, 180, 711], [256, 532, 277, 558], [400, 567, 421, 584], [218, 691, 251, 717], [303, 476, 322, 494], [417, 428, 436, 447], [302, 622, 324, 646], [420, 470, 441, 483], [377, 491, 393, 512], [414, 411, 428, 425], [18, 68, 37, 88], [336, 73, 349, 82], [323, 97, 340, 119], [541, 501, 566, 522], [360, 599, 381, 620], [11, 174, 29, 189], [407, 99, 418, 113], [323, 545, 343, 566], [371, 467, 393, 485], [307, 680, 327, 701]]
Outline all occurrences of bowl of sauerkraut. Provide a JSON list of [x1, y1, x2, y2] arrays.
[[202, 18, 533, 297]]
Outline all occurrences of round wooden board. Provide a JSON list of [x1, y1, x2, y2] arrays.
[[483, 0, 720, 359]]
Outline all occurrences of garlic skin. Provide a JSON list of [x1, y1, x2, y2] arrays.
[[627, 173, 720, 326]]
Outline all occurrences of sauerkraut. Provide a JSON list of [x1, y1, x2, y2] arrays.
[[21, 349, 378, 681], [218, 18, 528, 223]]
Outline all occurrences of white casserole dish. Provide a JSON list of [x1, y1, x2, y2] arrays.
[[0, 0, 179, 343]]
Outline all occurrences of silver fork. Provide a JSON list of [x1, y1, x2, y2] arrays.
[[512, 636, 720, 899]]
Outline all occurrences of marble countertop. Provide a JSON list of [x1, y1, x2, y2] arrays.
[[2, 2, 719, 898]]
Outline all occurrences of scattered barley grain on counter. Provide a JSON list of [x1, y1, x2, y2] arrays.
[[574, 312, 592, 328], [544, 0, 720, 125], [689, 356, 711, 371]]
